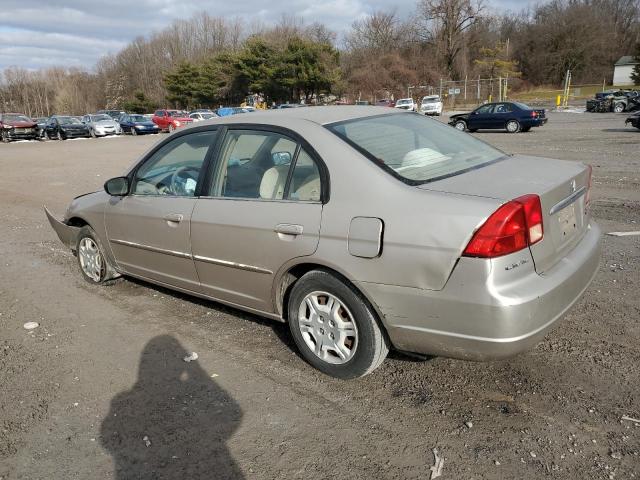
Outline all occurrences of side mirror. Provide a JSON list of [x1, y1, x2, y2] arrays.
[[272, 151, 292, 166], [104, 176, 129, 196]]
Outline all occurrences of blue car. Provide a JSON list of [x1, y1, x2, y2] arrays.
[[449, 102, 547, 133], [119, 114, 160, 135], [216, 107, 249, 117]]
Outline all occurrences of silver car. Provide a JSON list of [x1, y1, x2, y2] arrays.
[[46, 107, 601, 379], [82, 113, 122, 137]]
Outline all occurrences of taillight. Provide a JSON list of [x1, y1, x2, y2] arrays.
[[531, 111, 538, 118], [585, 165, 593, 211], [463, 194, 544, 258]]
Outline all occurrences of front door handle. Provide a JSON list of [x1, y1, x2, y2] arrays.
[[274, 223, 303, 236], [163, 213, 184, 223]]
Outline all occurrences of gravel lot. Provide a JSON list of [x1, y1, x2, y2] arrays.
[[1, 112, 639, 479]]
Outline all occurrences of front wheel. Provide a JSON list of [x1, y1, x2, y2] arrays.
[[1, 130, 10, 143], [288, 270, 389, 379], [614, 102, 625, 113], [168, 123, 175, 133], [131, 127, 138, 136], [90, 129, 97, 138], [506, 120, 520, 133], [75, 226, 118, 284], [57, 130, 64, 141], [454, 120, 467, 131]]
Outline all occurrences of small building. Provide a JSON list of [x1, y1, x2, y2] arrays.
[[613, 56, 639, 86]]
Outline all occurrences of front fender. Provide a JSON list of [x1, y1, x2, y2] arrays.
[[44, 206, 80, 250]]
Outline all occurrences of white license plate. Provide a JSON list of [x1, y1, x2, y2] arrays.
[[557, 203, 577, 238]]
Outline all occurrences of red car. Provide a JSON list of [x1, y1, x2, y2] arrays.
[[152, 109, 194, 132], [0, 113, 39, 142]]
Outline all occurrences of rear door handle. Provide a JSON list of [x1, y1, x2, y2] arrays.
[[274, 223, 303, 236], [163, 213, 184, 223]]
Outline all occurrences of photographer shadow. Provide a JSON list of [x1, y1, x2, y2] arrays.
[[100, 335, 244, 479]]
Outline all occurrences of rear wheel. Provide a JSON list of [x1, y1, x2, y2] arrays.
[[506, 120, 520, 133], [75, 226, 118, 285], [288, 270, 389, 379], [454, 120, 467, 131]]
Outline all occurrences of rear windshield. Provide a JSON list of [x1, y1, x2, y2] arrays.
[[327, 113, 506, 184]]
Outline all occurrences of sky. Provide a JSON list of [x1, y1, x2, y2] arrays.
[[0, 0, 536, 71]]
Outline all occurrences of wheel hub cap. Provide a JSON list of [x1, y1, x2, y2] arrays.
[[298, 291, 358, 365], [78, 237, 103, 282]]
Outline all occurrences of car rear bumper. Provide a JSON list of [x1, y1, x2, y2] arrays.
[[44, 206, 80, 250], [358, 222, 601, 360]]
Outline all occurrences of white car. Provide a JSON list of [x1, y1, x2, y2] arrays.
[[189, 112, 218, 122], [420, 96, 443, 116], [82, 114, 122, 137], [394, 98, 416, 111]]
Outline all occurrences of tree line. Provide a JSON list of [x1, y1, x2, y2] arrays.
[[1, 0, 639, 116]]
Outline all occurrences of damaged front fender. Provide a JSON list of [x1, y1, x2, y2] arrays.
[[44, 206, 80, 250]]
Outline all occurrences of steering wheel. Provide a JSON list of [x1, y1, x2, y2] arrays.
[[170, 166, 199, 195]]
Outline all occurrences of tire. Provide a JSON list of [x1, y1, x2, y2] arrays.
[[57, 130, 64, 141], [131, 127, 138, 136], [90, 129, 97, 138], [506, 120, 520, 133], [287, 270, 389, 379], [75, 226, 119, 285], [1, 130, 10, 143], [168, 123, 175, 133], [614, 102, 625, 113], [454, 120, 467, 131], [42, 131, 49, 141]]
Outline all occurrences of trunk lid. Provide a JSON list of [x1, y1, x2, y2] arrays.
[[419, 154, 591, 273]]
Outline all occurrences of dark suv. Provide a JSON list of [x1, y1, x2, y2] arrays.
[[0, 113, 39, 142]]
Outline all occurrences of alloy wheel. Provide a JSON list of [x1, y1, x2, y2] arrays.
[[506, 120, 520, 133], [455, 121, 466, 131], [297, 291, 358, 365], [78, 237, 104, 283]]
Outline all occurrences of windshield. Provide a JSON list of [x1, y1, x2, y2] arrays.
[[129, 115, 147, 122], [200, 113, 215, 119], [422, 97, 439, 104], [3, 114, 31, 122], [327, 113, 506, 184], [396, 99, 412, 105], [58, 117, 81, 125], [90, 114, 112, 122], [169, 111, 188, 117]]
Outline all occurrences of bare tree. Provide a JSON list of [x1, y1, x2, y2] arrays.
[[417, 0, 485, 78]]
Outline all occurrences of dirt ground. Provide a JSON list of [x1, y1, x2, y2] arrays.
[[0, 112, 639, 479]]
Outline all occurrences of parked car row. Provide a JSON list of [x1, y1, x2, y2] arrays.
[[0, 106, 256, 142]]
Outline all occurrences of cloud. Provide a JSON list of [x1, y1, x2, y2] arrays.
[[0, 0, 538, 71]]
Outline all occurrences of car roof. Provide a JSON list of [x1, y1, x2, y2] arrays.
[[192, 106, 399, 129]]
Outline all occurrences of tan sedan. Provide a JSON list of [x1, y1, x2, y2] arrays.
[[47, 107, 601, 378]]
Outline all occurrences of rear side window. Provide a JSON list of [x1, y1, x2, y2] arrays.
[[209, 129, 322, 202], [327, 113, 505, 184]]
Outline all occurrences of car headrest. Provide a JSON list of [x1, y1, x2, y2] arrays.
[[259, 165, 290, 199]]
